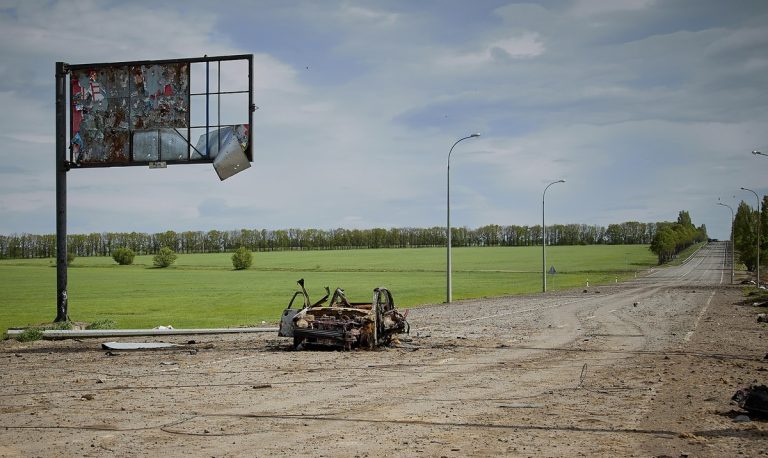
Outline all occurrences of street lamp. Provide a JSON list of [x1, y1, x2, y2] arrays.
[[716, 201, 735, 284], [753, 150, 767, 158], [446, 133, 480, 303], [741, 187, 761, 286], [542, 179, 565, 292]]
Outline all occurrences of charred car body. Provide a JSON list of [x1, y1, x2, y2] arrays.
[[278, 279, 409, 350]]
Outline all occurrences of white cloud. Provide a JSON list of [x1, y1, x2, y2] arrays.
[[569, 0, 656, 17], [438, 32, 545, 66], [339, 4, 398, 26], [14, 1, 233, 58]]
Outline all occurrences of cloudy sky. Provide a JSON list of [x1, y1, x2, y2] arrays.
[[0, 0, 766, 240]]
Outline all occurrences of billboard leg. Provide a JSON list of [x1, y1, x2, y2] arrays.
[[55, 61, 69, 323]]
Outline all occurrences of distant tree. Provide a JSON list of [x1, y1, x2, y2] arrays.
[[605, 224, 624, 244], [649, 210, 707, 265], [231, 247, 253, 270], [153, 247, 177, 268], [112, 247, 136, 265], [734, 201, 757, 271], [650, 226, 676, 264], [66, 251, 76, 266], [677, 210, 693, 228], [762, 196, 768, 263]]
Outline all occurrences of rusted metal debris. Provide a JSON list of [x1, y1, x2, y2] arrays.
[[732, 385, 768, 418], [278, 279, 409, 350], [101, 342, 180, 350]]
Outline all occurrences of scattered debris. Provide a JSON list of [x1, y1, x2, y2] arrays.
[[252, 384, 272, 389], [278, 279, 409, 350], [392, 341, 420, 351], [153, 325, 174, 330], [498, 403, 544, 409], [101, 342, 181, 350], [758, 314, 768, 323], [733, 415, 751, 423], [578, 363, 588, 388], [732, 385, 768, 418], [678, 432, 704, 441], [81, 394, 94, 401]]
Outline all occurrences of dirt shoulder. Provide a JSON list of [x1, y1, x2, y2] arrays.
[[635, 286, 768, 457]]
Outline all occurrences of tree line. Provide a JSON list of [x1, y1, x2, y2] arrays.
[[733, 196, 768, 272], [0, 221, 665, 259], [649, 211, 708, 264]]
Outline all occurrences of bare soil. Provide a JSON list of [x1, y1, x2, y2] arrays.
[[1, 242, 767, 457]]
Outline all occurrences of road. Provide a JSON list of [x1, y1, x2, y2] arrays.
[[2, 241, 767, 457]]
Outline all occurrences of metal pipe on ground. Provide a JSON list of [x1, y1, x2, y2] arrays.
[[5, 327, 279, 339]]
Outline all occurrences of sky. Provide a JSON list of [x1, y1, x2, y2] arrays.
[[0, 0, 766, 240]]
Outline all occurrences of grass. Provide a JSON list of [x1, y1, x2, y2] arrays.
[[0, 245, 658, 334], [86, 319, 116, 330], [666, 242, 707, 266], [14, 328, 43, 342]]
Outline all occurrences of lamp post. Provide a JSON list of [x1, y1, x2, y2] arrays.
[[446, 133, 480, 303], [741, 187, 761, 286], [716, 201, 735, 284], [542, 179, 565, 292], [753, 150, 767, 158]]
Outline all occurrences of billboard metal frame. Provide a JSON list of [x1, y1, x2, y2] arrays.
[[54, 54, 254, 322]]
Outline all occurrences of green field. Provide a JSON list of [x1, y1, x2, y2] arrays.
[[0, 245, 658, 333]]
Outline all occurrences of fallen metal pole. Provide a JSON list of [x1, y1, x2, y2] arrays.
[[6, 327, 279, 339]]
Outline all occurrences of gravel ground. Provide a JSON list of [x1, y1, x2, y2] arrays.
[[1, 241, 767, 457]]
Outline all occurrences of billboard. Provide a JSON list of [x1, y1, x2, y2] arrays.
[[68, 55, 253, 176]]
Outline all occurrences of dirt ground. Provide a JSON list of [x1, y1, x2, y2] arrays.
[[1, 242, 767, 457]]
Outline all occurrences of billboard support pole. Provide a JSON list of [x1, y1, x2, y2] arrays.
[[55, 61, 70, 322]]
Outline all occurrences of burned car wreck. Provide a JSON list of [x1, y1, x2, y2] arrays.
[[732, 385, 768, 418], [278, 279, 409, 350]]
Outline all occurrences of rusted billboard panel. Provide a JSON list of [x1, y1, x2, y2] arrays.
[[67, 55, 253, 173], [70, 63, 189, 165]]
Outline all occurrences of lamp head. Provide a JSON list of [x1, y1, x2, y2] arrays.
[[470, 133, 480, 138]]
